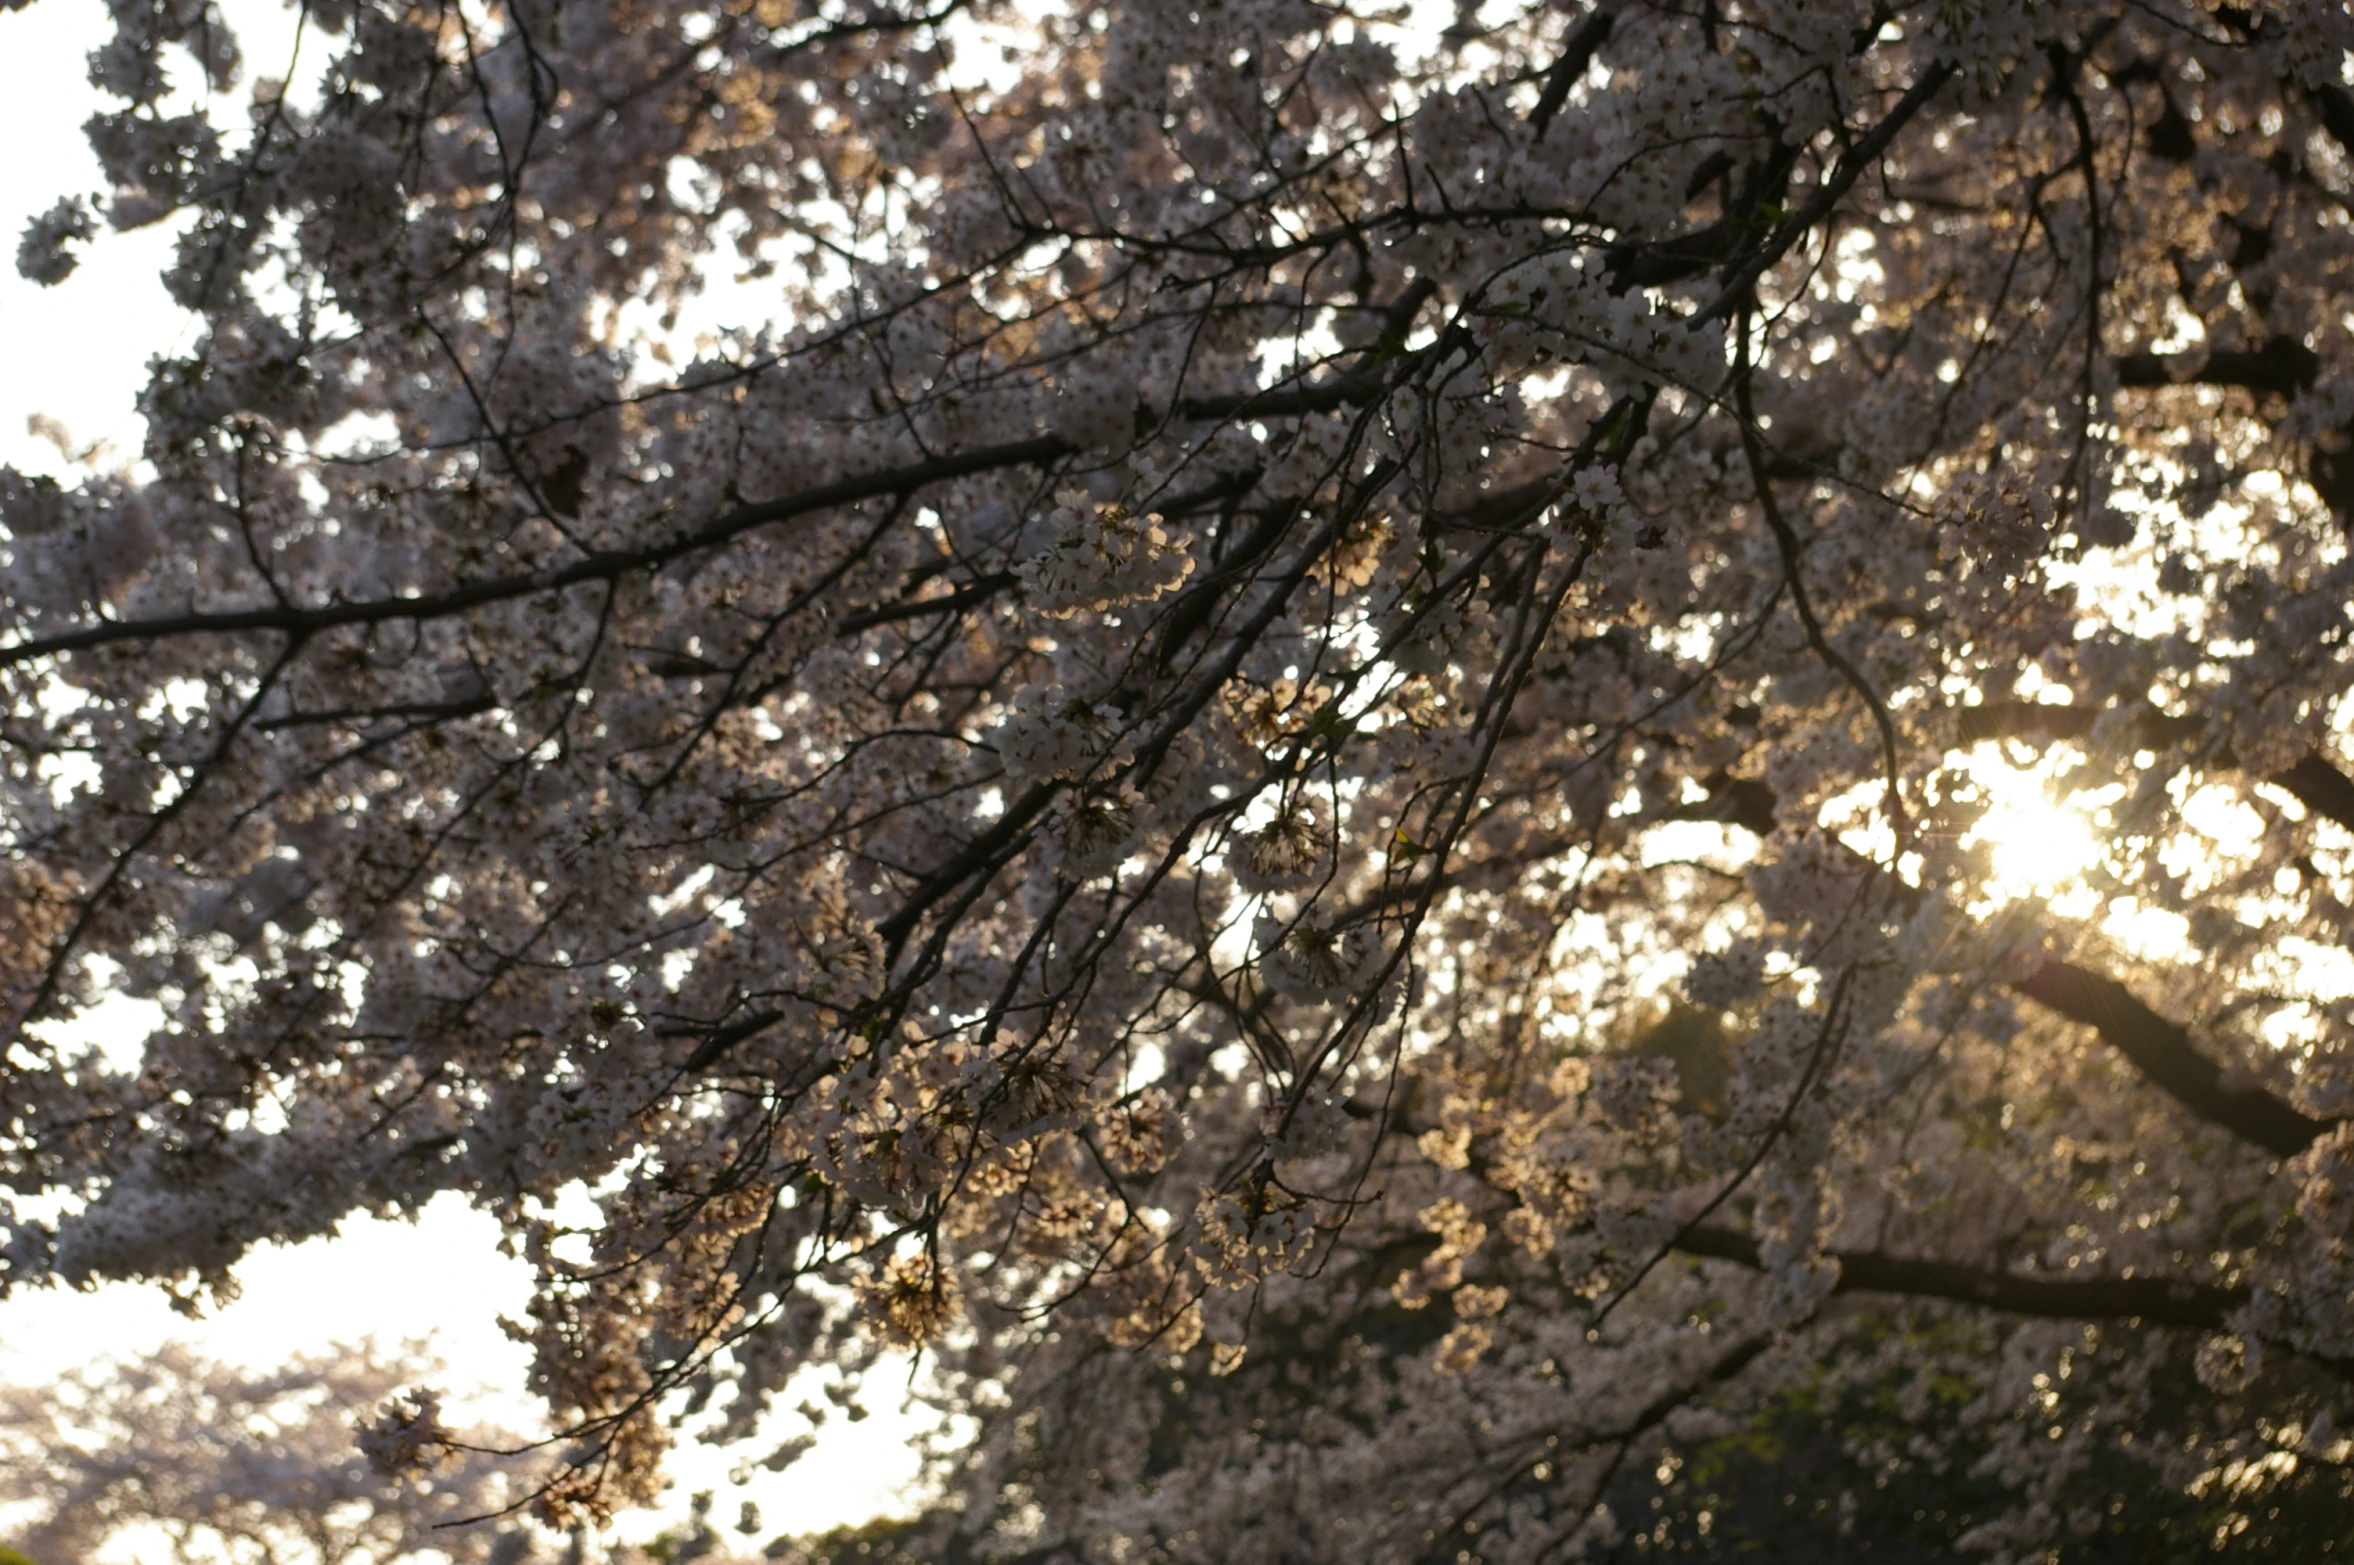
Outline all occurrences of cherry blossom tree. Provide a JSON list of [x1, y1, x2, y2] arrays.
[[4, 0, 2354, 1557], [0, 1341, 545, 1565]]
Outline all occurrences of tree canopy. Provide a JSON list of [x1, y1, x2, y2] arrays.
[[0, 1341, 539, 1565], [4, 0, 2354, 1558]]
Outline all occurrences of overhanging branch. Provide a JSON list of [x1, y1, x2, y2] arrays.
[[2010, 960, 2328, 1158], [1695, 61, 1958, 323], [2115, 334, 2320, 396], [1953, 700, 2354, 836], [1677, 764, 2338, 1158], [1, 435, 1079, 667], [1528, 9, 1616, 138], [1676, 1224, 2245, 1329]]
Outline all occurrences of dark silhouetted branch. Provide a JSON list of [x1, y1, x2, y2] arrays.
[[2011, 960, 2329, 1158], [1696, 61, 1958, 323], [2273, 753, 2354, 834], [1529, 10, 1615, 138], [1681, 766, 2338, 1158], [2115, 334, 2321, 396], [2, 436, 1081, 667], [1676, 1224, 2245, 1329], [1953, 701, 2354, 835]]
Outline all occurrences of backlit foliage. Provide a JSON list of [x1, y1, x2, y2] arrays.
[[4, 0, 2354, 1558]]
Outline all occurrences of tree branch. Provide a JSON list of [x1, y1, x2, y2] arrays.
[[1953, 699, 2198, 749], [1695, 61, 1958, 324], [1678, 765, 2338, 1158], [2011, 959, 2329, 1158], [1676, 1223, 2245, 1330], [1528, 9, 1615, 138], [1954, 701, 2354, 835], [1, 435, 1078, 666], [2272, 753, 2354, 834], [2114, 334, 2319, 396]]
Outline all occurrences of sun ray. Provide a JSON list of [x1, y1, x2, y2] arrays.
[[1955, 747, 2106, 905]]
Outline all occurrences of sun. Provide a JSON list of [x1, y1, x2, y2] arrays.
[[1955, 749, 2108, 905]]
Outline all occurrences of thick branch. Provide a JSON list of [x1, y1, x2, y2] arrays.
[[1676, 1224, 2244, 1330], [2, 435, 1079, 667], [1953, 699, 2198, 749], [2115, 334, 2320, 396], [1955, 701, 2354, 836], [2305, 81, 2354, 167], [2111, 330, 2352, 533], [833, 571, 1018, 633], [2273, 753, 2354, 834], [1664, 771, 1780, 836], [1695, 61, 1958, 324], [1680, 764, 2338, 1157], [6, 339, 1459, 671], [1528, 9, 1615, 138], [2011, 960, 2328, 1158], [676, 1008, 786, 1074]]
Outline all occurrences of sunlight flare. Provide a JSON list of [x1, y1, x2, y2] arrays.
[[1959, 751, 2106, 902]]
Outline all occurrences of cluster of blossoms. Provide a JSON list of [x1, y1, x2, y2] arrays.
[[14, 197, 95, 288], [1016, 492, 1194, 618], [2, 0, 2354, 1557], [1252, 912, 1387, 1006], [1483, 252, 1731, 399], [994, 685, 1125, 786]]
